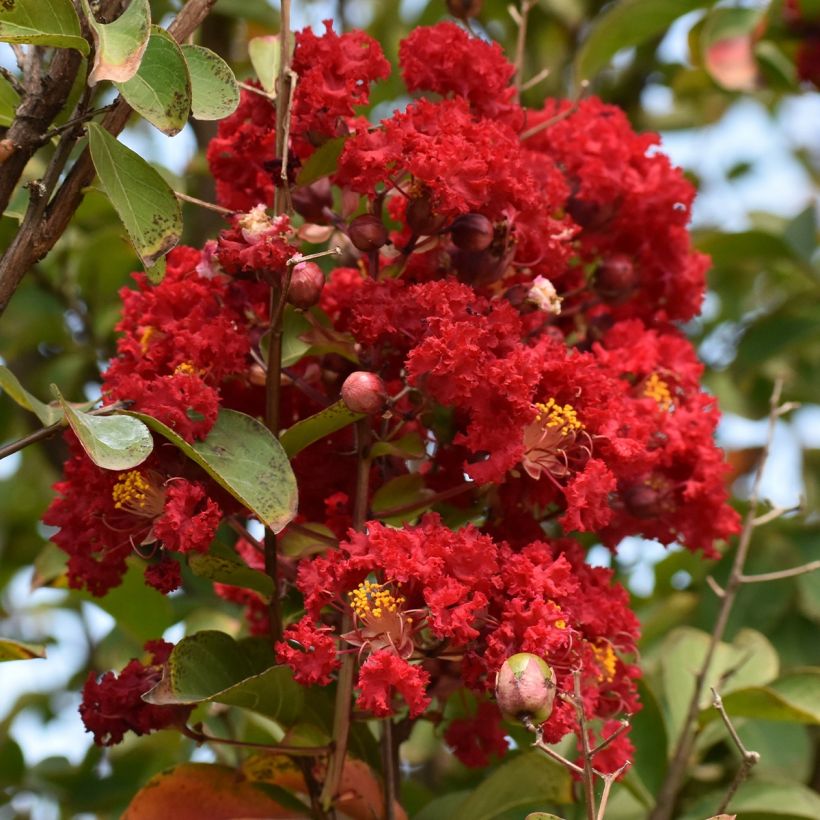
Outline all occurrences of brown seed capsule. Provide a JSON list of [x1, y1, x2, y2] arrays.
[[406, 195, 446, 236], [495, 653, 556, 725], [0, 138, 15, 164], [450, 213, 494, 252], [291, 178, 333, 224], [348, 214, 388, 252], [287, 261, 325, 310], [446, 0, 483, 20], [341, 371, 388, 415], [593, 254, 638, 304]]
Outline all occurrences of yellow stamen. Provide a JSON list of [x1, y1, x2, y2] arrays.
[[174, 361, 198, 376], [111, 470, 165, 517], [534, 398, 584, 436], [644, 373, 672, 410], [592, 642, 618, 682], [555, 619, 567, 630], [139, 326, 155, 354], [348, 580, 405, 621]]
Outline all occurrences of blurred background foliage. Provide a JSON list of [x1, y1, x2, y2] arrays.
[[0, 0, 819, 817]]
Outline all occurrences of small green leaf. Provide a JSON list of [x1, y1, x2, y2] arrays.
[[188, 553, 274, 599], [784, 204, 818, 264], [280, 400, 362, 458], [32, 542, 69, 590], [87, 122, 182, 268], [248, 35, 281, 95], [450, 752, 572, 820], [0, 365, 63, 425], [115, 27, 191, 136], [575, 0, 716, 83], [0, 0, 88, 54], [296, 136, 348, 187], [280, 305, 312, 367], [370, 432, 426, 460], [0, 638, 46, 662], [55, 388, 153, 471], [681, 781, 820, 820], [132, 408, 297, 533], [280, 522, 336, 557], [144, 631, 304, 724], [81, 0, 150, 84], [181, 44, 239, 121], [371, 473, 429, 524], [0, 76, 20, 127]]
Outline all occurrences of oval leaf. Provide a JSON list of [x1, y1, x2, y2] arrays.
[[144, 631, 304, 724], [87, 122, 182, 268], [181, 44, 239, 121], [115, 27, 191, 135], [123, 763, 294, 820], [248, 35, 280, 94], [280, 400, 362, 458], [188, 553, 274, 599], [0, 0, 88, 54], [0, 75, 21, 127], [81, 0, 150, 84], [0, 365, 63, 425], [296, 136, 347, 187], [57, 399, 153, 471], [450, 752, 572, 820], [132, 408, 297, 532], [0, 638, 46, 662], [575, 0, 714, 83]]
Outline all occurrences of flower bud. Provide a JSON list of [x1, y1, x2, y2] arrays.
[[406, 195, 446, 236], [593, 254, 638, 304], [446, 0, 483, 19], [450, 213, 494, 252], [495, 653, 556, 724], [287, 261, 325, 310], [623, 483, 663, 519], [348, 214, 388, 252], [291, 178, 333, 225], [341, 371, 388, 415]]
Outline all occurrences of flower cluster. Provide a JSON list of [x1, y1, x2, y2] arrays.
[[45, 18, 739, 773]]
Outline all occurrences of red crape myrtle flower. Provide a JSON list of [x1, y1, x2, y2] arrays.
[[277, 516, 640, 772], [80, 640, 191, 746]]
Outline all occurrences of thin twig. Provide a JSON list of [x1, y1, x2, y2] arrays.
[[0, 401, 127, 461], [512, 1, 537, 97], [373, 481, 475, 520], [572, 671, 598, 820], [175, 191, 235, 215], [288, 522, 339, 547], [237, 80, 275, 100], [39, 105, 115, 143], [521, 67, 551, 92], [590, 719, 630, 757], [321, 417, 372, 811], [596, 762, 631, 820], [706, 575, 727, 599], [287, 247, 342, 265], [182, 725, 330, 757], [0, 66, 24, 97], [520, 85, 588, 141], [739, 560, 820, 584], [710, 687, 760, 814], [523, 715, 585, 776], [649, 379, 787, 820], [382, 717, 397, 820], [751, 503, 801, 527]]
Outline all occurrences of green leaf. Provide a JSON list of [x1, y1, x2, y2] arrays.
[[0, 365, 63, 425], [280, 522, 336, 557], [86, 122, 182, 268], [784, 204, 818, 264], [0, 638, 46, 662], [681, 781, 820, 820], [280, 400, 362, 458], [450, 752, 572, 820], [630, 680, 668, 797], [55, 388, 153, 471], [0, 0, 88, 54], [81, 0, 150, 84], [248, 35, 281, 95], [0, 76, 20, 127], [370, 432, 426, 460], [296, 136, 348, 186], [371, 473, 428, 524], [32, 542, 69, 589], [181, 44, 239, 121], [115, 27, 191, 136], [132, 408, 297, 533], [660, 627, 779, 747], [281, 304, 313, 367], [188, 553, 274, 599], [575, 0, 715, 83], [0, 738, 24, 788], [144, 631, 304, 724]]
